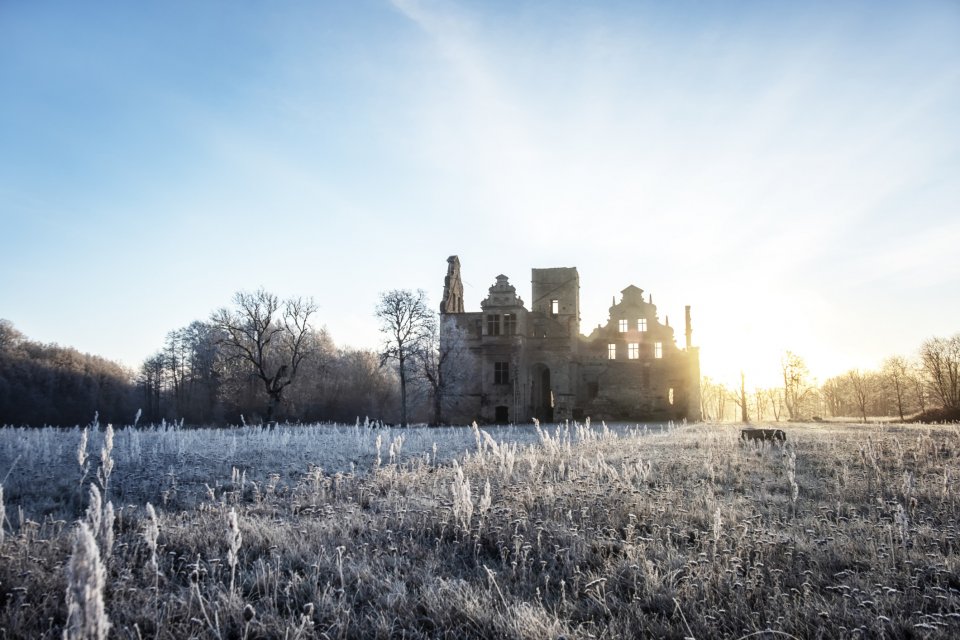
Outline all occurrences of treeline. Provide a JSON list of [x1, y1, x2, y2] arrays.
[[701, 334, 960, 423], [1, 286, 462, 428], [0, 319, 137, 426], [0, 308, 403, 427], [4, 304, 956, 426], [137, 319, 400, 425]]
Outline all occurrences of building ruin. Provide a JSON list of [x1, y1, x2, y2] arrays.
[[440, 256, 701, 424]]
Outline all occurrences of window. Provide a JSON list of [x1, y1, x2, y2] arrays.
[[628, 343, 639, 359], [669, 388, 675, 405], [587, 382, 599, 400], [654, 342, 663, 359], [486, 314, 501, 336], [637, 318, 647, 332], [494, 361, 510, 384], [607, 343, 616, 360], [503, 313, 516, 335], [618, 319, 628, 332], [551, 299, 559, 315]]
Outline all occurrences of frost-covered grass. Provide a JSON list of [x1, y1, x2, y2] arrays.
[[0, 421, 958, 639], [0, 420, 664, 518]]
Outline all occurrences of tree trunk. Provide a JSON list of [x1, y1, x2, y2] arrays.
[[740, 372, 748, 423], [398, 355, 408, 428], [896, 385, 905, 421]]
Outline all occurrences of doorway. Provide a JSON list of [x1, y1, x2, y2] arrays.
[[530, 364, 554, 423]]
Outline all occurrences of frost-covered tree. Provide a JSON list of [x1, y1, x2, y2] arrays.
[[211, 289, 318, 422], [919, 334, 960, 411], [846, 369, 870, 423], [882, 355, 911, 420], [417, 316, 474, 425], [375, 289, 434, 427], [0, 319, 24, 353], [781, 351, 813, 420]]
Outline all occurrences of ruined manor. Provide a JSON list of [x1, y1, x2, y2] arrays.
[[439, 256, 702, 424]]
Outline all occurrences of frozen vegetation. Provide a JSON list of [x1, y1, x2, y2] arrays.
[[0, 420, 958, 638], [0, 420, 664, 518]]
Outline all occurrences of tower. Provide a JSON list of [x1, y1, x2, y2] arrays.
[[441, 255, 464, 314], [531, 267, 580, 336]]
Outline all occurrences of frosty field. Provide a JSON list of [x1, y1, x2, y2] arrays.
[[0, 420, 664, 518], [0, 420, 958, 638]]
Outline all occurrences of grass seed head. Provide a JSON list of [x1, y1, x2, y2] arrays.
[[63, 521, 110, 640]]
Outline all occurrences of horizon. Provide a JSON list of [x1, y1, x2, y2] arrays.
[[2, 0, 958, 390]]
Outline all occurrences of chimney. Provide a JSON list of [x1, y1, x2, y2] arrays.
[[684, 305, 692, 349]]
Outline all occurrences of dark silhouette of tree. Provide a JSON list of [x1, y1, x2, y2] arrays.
[[211, 289, 318, 423], [137, 354, 165, 423]]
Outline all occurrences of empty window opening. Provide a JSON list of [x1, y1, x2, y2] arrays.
[[618, 319, 628, 332], [587, 382, 599, 400], [628, 343, 639, 359], [637, 318, 647, 332], [494, 361, 510, 384], [654, 342, 663, 359], [551, 299, 559, 315], [503, 313, 516, 335], [607, 344, 616, 360], [486, 314, 501, 336]]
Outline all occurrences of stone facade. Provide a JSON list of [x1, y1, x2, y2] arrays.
[[440, 256, 701, 424]]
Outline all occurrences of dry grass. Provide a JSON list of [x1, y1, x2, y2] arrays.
[[0, 420, 958, 638]]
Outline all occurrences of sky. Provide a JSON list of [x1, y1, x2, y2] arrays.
[[1, 0, 958, 389]]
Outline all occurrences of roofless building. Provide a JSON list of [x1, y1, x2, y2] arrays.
[[439, 256, 701, 424]]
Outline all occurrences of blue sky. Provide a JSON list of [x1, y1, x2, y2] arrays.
[[1, 0, 958, 388]]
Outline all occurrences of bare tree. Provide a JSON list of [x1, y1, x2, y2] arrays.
[[375, 289, 435, 427], [138, 354, 165, 422], [714, 382, 729, 421], [846, 369, 869, 423], [418, 316, 474, 425], [728, 371, 750, 423], [163, 328, 189, 416], [919, 334, 960, 411], [739, 371, 749, 423], [699, 376, 715, 420], [211, 289, 318, 423], [821, 376, 846, 418], [753, 387, 767, 421], [699, 377, 728, 421], [781, 351, 812, 420], [910, 359, 928, 415], [882, 356, 910, 421], [765, 388, 784, 421]]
